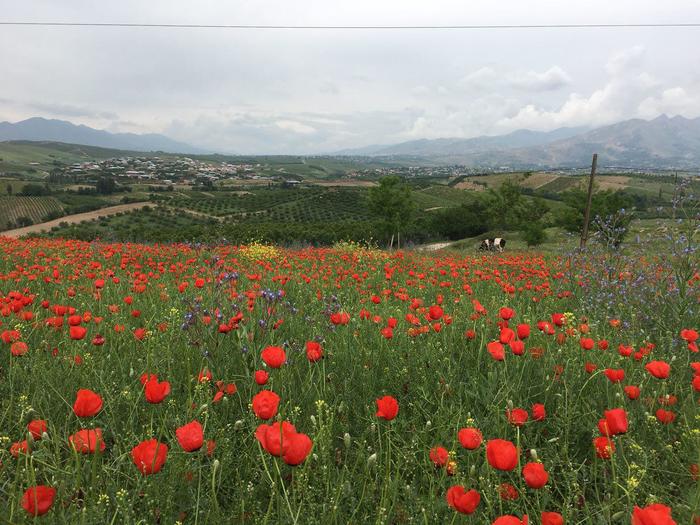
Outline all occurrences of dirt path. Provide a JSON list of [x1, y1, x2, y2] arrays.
[[417, 241, 454, 252], [0, 202, 151, 238]]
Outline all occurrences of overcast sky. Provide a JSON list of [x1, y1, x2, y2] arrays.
[[1, 0, 699, 153]]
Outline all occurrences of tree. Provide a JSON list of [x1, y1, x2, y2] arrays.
[[485, 181, 550, 233], [6, 184, 12, 196], [486, 180, 523, 230], [558, 188, 634, 237], [19, 183, 50, 196], [367, 176, 415, 249], [521, 222, 548, 246], [96, 177, 117, 195], [431, 201, 490, 240]]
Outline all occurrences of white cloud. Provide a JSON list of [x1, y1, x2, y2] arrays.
[[606, 45, 646, 75], [274, 120, 317, 134], [638, 87, 700, 119], [509, 66, 572, 91], [493, 46, 698, 133], [460, 65, 571, 92]]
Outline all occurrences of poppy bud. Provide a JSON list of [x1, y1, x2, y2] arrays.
[[343, 433, 351, 448], [367, 453, 377, 469], [234, 420, 244, 431]]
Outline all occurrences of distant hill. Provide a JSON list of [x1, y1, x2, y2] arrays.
[[337, 127, 586, 157], [0, 117, 207, 154], [338, 115, 700, 169]]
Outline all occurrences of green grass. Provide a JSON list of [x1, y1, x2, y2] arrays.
[[0, 232, 697, 523]]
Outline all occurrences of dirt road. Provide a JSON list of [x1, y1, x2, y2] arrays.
[[0, 202, 150, 238], [417, 241, 454, 252]]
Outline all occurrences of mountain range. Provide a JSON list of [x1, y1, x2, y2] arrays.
[[0, 117, 206, 154], [1, 114, 699, 168], [337, 115, 700, 169]]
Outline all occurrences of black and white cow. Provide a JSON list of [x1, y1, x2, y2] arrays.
[[479, 237, 506, 252]]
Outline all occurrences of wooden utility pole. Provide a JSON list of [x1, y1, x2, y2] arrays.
[[579, 153, 598, 250]]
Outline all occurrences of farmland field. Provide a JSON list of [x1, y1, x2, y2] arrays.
[[0, 223, 697, 523], [0, 196, 64, 229], [164, 188, 373, 222]]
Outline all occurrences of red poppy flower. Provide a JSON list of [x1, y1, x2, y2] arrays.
[[140, 373, 157, 385], [488, 341, 505, 361], [507, 408, 529, 426], [618, 344, 633, 357], [10, 440, 30, 457], [428, 305, 443, 320], [131, 439, 168, 475], [446, 485, 481, 514], [522, 462, 549, 488], [429, 446, 449, 467], [1, 329, 21, 344], [256, 421, 297, 456], [516, 324, 530, 340], [458, 427, 483, 450], [252, 390, 280, 420], [492, 515, 529, 525], [500, 327, 515, 344], [645, 361, 671, 379], [21, 485, 56, 516], [655, 409, 676, 424], [73, 389, 103, 417], [593, 436, 615, 459], [604, 369, 625, 383], [282, 432, 313, 466], [532, 403, 546, 421], [541, 512, 564, 525], [580, 337, 594, 350], [176, 420, 204, 452], [375, 395, 399, 421], [69, 325, 87, 340], [10, 341, 28, 356], [261, 346, 286, 368], [144, 378, 171, 404], [69, 428, 106, 454], [499, 307, 515, 320], [509, 339, 525, 356], [631, 503, 676, 525], [681, 328, 698, 343], [624, 385, 641, 400], [254, 370, 269, 385], [305, 341, 323, 362], [27, 420, 47, 440], [330, 312, 350, 325], [486, 439, 518, 471], [603, 408, 628, 435]]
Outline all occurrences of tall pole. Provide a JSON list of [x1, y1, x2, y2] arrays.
[[579, 153, 598, 250]]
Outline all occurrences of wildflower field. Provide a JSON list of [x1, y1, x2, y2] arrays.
[[0, 235, 698, 524]]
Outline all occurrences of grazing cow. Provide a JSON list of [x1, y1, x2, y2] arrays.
[[479, 237, 506, 252]]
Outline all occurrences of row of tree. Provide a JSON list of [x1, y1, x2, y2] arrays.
[[368, 176, 635, 248]]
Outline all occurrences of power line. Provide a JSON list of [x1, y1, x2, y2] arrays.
[[0, 21, 699, 30]]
